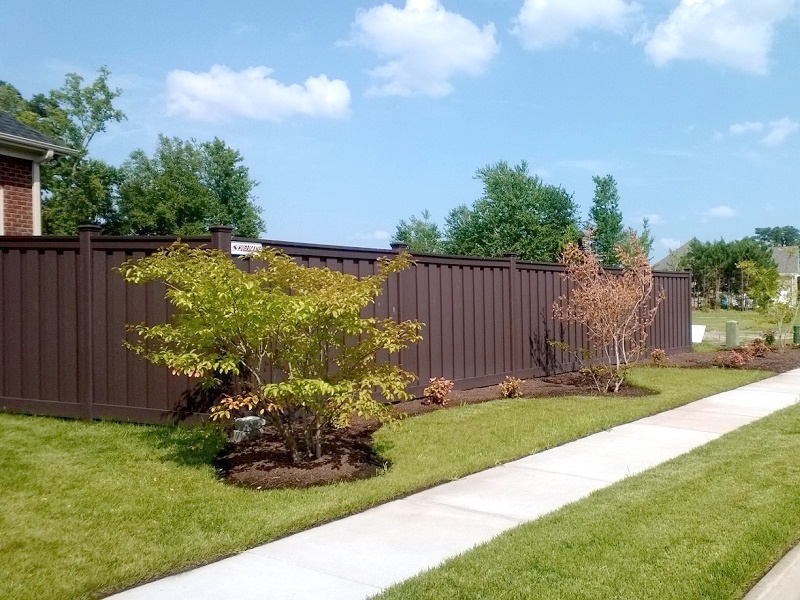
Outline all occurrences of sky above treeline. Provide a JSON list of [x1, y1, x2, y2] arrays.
[[2, 0, 798, 260]]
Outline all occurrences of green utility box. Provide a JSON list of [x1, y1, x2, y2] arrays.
[[726, 321, 739, 348]]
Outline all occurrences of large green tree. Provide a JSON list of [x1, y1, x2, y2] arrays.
[[1, 68, 126, 234], [393, 209, 444, 253], [444, 161, 580, 262], [752, 226, 800, 246], [115, 135, 264, 237], [587, 174, 625, 265]]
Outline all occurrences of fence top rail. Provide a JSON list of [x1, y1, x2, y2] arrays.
[[0, 233, 691, 278]]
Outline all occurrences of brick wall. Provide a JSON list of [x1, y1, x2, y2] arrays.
[[0, 155, 34, 235]]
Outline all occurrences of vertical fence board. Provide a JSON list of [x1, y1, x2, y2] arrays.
[[21, 251, 40, 400]]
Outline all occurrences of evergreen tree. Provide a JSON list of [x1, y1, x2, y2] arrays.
[[588, 174, 625, 265]]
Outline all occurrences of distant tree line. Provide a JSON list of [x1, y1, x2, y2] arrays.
[[393, 163, 652, 265], [0, 67, 264, 237], [678, 238, 778, 309]]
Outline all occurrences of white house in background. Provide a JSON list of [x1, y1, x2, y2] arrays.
[[771, 246, 800, 304]]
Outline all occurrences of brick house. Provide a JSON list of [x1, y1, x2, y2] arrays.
[[0, 112, 76, 235]]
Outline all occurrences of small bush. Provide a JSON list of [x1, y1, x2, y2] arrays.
[[748, 338, 771, 358], [764, 331, 776, 346], [424, 377, 454, 407], [712, 349, 753, 369], [650, 348, 669, 367], [499, 376, 523, 398]]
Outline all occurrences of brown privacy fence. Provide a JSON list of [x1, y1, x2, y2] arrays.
[[0, 226, 691, 424]]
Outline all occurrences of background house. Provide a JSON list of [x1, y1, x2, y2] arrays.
[[652, 240, 694, 272], [771, 246, 800, 304], [0, 113, 75, 235]]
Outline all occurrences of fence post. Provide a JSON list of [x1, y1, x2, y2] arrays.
[[77, 224, 101, 420], [209, 225, 233, 255], [505, 253, 519, 376], [687, 268, 693, 348]]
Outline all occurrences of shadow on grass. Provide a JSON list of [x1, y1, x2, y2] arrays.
[[140, 424, 229, 468]]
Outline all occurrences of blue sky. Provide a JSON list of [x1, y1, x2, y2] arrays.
[[2, 0, 798, 260]]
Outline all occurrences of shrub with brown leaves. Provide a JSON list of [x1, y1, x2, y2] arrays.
[[553, 231, 665, 393], [650, 348, 669, 367], [423, 377, 454, 406], [499, 376, 523, 398]]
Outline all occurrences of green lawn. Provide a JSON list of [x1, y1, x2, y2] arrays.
[[693, 308, 800, 345], [378, 400, 800, 600], [0, 368, 769, 599]]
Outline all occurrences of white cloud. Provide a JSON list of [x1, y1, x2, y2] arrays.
[[707, 205, 739, 218], [644, 0, 795, 74], [760, 117, 799, 146], [658, 237, 683, 250], [353, 230, 391, 241], [166, 65, 351, 122], [348, 0, 499, 97], [513, 0, 641, 50], [727, 117, 799, 146], [730, 121, 765, 135]]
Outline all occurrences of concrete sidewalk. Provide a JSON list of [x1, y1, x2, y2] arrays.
[[745, 541, 800, 600], [111, 370, 800, 600]]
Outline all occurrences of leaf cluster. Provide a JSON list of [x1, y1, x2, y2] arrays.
[[444, 161, 581, 262]]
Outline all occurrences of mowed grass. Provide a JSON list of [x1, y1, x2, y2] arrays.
[[378, 401, 800, 600], [693, 308, 800, 343], [0, 368, 769, 599]]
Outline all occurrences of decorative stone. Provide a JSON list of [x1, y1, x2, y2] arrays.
[[234, 416, 266, 433], [231, 416, 266, 443]]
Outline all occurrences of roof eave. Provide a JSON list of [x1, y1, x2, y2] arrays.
[[0, 132, 78, 157]]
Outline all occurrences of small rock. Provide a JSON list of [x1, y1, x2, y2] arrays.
[[234, 416, 266, 433]]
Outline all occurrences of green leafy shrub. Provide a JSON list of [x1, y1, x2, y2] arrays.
[[498, 376, 523, 398], [423, 377, 454, 407], [118, 243, 422, 462]]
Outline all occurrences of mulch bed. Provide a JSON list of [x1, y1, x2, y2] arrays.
[[215, 347, 800, 490], [667, 346, 800, 373]]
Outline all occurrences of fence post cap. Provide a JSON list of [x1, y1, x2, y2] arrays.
[[390, 241, 409, 250], [209, 224, 234, 233], [77, 224, 102, 234]]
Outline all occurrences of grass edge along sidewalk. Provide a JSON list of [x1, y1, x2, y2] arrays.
[[0, 368, 769, 600], [378, 393, 800, 599]]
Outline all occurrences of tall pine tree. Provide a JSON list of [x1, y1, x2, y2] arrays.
[[588, 174, 625, 265]]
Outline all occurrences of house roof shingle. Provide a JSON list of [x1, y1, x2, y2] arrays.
[[0, 112, 76, 155], [771, 246, 800, 275], [652, 239, 694, 271]]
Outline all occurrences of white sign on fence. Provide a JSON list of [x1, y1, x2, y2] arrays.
[[231, 241, 263, 256]]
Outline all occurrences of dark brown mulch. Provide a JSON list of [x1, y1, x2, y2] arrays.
[[665, 346, 800, 373], [216, 347, 800, 491], [214, 371, 650, 490], [394, 371, 651, 418], [214, 418, 383, 490]]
